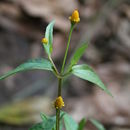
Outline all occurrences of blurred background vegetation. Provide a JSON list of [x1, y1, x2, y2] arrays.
[[0, 0, 130, 130]]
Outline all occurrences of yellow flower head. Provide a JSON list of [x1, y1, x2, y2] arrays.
[[54, 96, 65, 109], [69, 10, 80, 24], [42, 38, 48, 44]]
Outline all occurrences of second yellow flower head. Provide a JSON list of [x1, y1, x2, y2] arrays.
[[42, 38, 48, 44], [54, 96, 65, 109], [69, 10, 80, 24]]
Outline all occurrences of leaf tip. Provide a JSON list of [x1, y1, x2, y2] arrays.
[[105, 89, 113, 97]]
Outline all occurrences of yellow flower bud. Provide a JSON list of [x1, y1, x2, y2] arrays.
[[54, 96, 65, 109], [69, 10, 80, 23], [42, 38, 48, 44]]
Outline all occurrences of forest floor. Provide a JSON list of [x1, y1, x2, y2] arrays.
[[0, 0, 130, 130]]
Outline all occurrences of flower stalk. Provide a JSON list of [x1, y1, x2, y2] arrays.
[[56, 78, 62, 130], [56, 25, 74, 130], [61, 24, 74, 74], [55, 9, 80, 130]]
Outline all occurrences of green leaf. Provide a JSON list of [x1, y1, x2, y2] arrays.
[[0, 58, 53, 80], [42, 117, 56, 130], [63, 112, 78, 130], [40, 112, 65, 130], [43, 21, 55, 56], [89, 118, 106, 130], [68, 43, 88, 70], [72, 64, 112, 96], [40, 113, 48, 121], [30, 115, 56, 130], [29, 123, 44, 130], [78, 118, 86, 130], [29, 119, 55, 130]]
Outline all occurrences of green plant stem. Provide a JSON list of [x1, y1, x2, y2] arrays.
[[58, 78, 62, 96], [49, 56, 59, 76], [49, 57, 61, 130], [56, 78, 62, 130], [56, 24, 74, 130], [61, 24, 74, 74], [56, 109, 60, 130]]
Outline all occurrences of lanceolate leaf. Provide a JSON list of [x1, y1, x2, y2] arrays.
[[78, 118, 86, 130], [89, 118, 106, 130], [63, 112, 78, 130], [72, 64, 112, 96], [0, 58, 53, 80], [43, 21, 55, 56], [68, 43, 88, 69]]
